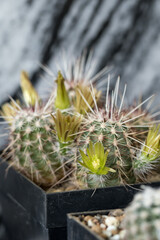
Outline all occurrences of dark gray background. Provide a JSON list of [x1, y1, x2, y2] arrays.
[[1, 0, 160, 106]]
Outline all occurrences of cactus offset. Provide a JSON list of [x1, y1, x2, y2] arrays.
[[124, 187, 160, 240], [134, 125, 160, 178]]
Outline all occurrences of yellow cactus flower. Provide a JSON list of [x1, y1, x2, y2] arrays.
[[54, 71, 70, 110], [73, 84, 101, 115], [140, 125, 160, 162], [51, 109, 82, 143], [79, 141, 115, 175], [21, 71, 40, 107]]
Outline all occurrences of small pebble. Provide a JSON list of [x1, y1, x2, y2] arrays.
[[84, 215, 92, 222], [110, 234, 120, 240], [105, 216, 119, 227], [100, 223, 106, 229], [88, 219, 93, 227], [103, 229, 112, 238], [107, 225, 117, 232], [78, 210, 125, 240], [92, 218, 99, 225], [91, 225, 101, 234]]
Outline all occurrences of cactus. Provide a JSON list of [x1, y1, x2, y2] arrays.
[[1, 64, 160, 191], [134, 125, 160, 177], [54, 71, 101, 115], [1, 71, 65, 187], [76, 79, 158, 188], [78, 141, 115, 188], [52, 52, 106, 114], [77, 115, 136, 187], [124, 187, 160, 240], [53, 51, 110, 92]]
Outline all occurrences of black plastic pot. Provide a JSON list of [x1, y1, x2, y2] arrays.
[[0, 160, 160, 240], [67, 210, 113, 240]]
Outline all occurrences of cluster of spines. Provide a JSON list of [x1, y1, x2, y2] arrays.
[[76, 114, 136, 188], [1, 53, 160, 191], [2, 109, 67, 187], [124, 187, 160, 240], [74, 78, 160, 189]]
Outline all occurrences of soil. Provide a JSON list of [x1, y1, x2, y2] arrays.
[[77, 209, 126, 240]]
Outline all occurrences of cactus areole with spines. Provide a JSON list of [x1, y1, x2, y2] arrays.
[[124, 187, 160, 240], [1, 71, 66, 187], [1, 57, 160, 191]]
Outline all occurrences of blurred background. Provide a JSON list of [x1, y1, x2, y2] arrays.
[[0, 0, 160, 128], [1, 0, 160, 104]]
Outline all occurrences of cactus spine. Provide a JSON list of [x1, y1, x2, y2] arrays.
[[124, 187, 160, 240], [1, 55, 160, 191], [76, 79, 158, 188], [1, 72, 65, 187], [134, 125, 160, 177]]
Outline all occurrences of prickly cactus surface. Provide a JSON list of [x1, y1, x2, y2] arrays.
[[124, 187, 160, 240], [9, 110, 64, 187], [77, 114, 135, 188]]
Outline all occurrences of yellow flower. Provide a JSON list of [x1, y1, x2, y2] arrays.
[[51, 109, 82, 143], [73, 84, 101, 115], [54, 71, 70, 110], [140, 125, 160, 162], [79, 141, 115, 175], [21, 71, 40, 107]]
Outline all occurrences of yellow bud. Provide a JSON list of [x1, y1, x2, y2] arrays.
[[54, 71, 70, 110], [20, 71, 40, 107]]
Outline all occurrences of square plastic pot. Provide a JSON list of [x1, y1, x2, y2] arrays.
[[67, 210, 114, 240], [0, 160, 160, 240]]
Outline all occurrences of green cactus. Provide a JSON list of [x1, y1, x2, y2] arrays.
[[134, 125, 160, 177], [76, 79, 157, 188], [54, 51, 109, 93], [1, 65, 160, 191], [1, 72, 65, 187], [77, 141, 115, 188], [124, 187, 160, 240], [77, 115, 136, 187], [9, 111, 63, 187]]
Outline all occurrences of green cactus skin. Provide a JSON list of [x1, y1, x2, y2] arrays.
[[77, 115, 136, 188], [124, 187, 160, 240], [133, 125, 160, 179], [8, 111, 64, 187]]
